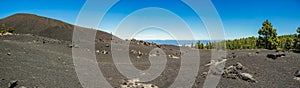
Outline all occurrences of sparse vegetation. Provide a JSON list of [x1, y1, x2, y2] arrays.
[[7, 27, 15, 33], [196, 41, 204, 49], [0, 24, 15, 35], [193, 20, 300, 51]]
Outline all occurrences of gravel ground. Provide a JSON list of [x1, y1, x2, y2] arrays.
[[0, 34, 300, 88]]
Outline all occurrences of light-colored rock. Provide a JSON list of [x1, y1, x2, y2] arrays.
[[7, 52, 11, 56], [205, 59, 227, 67], [138, 51, 143, 56], [239, 73, 257, 83], [96, 50, 100, 53], [294, 77, 300, 81]]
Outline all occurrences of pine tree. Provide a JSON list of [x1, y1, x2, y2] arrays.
[[294, 27, 300, 49], [1, 24, 6, 34], [284, 37, 293, 50], [196, 41, 204, 49], [257, 20, 279, 50]]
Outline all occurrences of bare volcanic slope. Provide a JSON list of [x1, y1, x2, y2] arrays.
[[0, 13, 115, 41]]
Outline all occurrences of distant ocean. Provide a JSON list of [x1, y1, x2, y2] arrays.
[[143, 40, 212, 46]]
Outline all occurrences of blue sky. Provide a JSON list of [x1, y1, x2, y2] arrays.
[[0, 0, 299, 40]]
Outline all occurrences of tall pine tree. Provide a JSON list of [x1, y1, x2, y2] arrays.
[[257, 20, 279, 50]]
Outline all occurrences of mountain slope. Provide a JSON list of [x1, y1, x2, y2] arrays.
[[0, 13, 115, 41]]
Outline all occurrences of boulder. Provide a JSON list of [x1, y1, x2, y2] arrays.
[[238, 73, 257, 83], [267, 53, 286, 60]]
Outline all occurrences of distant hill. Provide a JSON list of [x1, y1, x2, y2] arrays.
[[0, 13, 116, 41]]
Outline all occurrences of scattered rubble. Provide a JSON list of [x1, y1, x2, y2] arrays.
[[120, 79, 158, 88], [130, 50, 143, 56], [130, 50, 138, 54], [130, 39, 159, 47], [222, 62, 257, 83]]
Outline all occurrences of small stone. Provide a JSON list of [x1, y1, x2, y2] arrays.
[[7, 53, 11, 56], [8, 80, 18, 88], [255, 51, 260, 54], [138, 51, 143, 56], [96, 50, 100, 53], [232, 55, 237, 58], [101, 50, 108, 54], [68, 44, 79, 48], [168, 55, 179, 59], [234, 62, 244, 70], [294, 70, 300, 77], [200, 72, 208, 78], [105, 43, 110, 47]]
